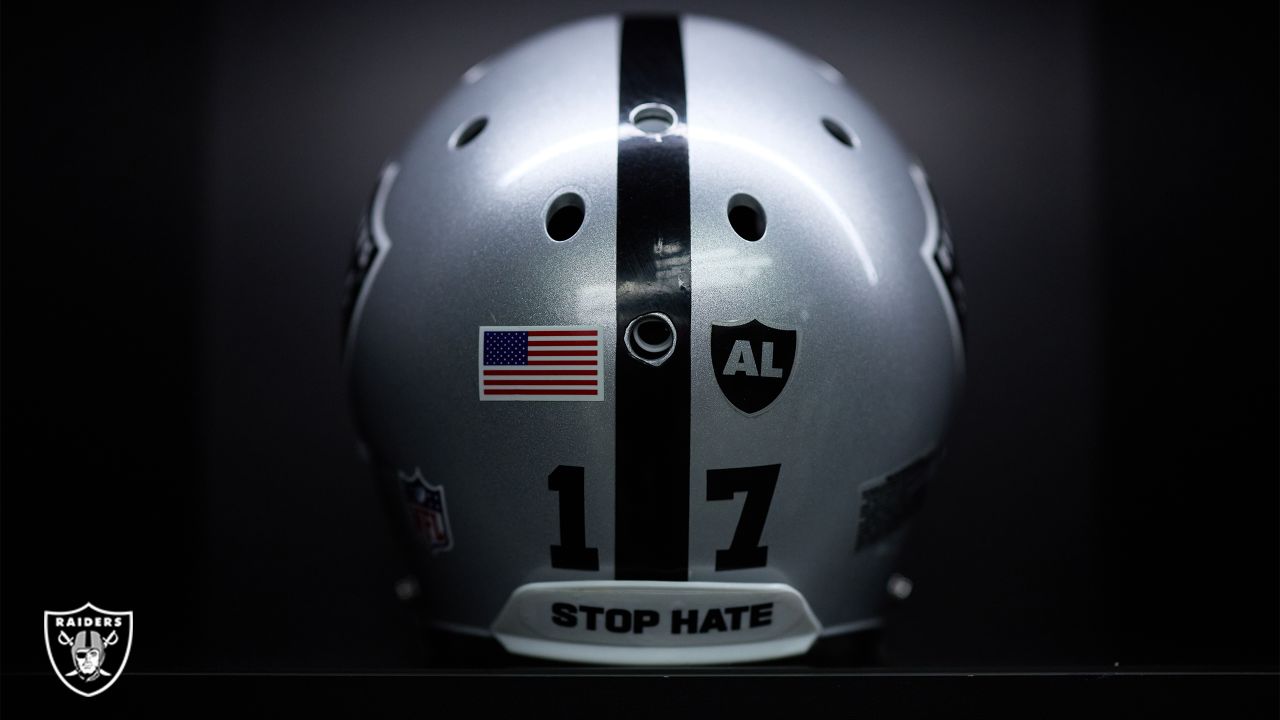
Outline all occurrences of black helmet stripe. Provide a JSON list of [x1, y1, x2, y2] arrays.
[[614, 14, 691, 581]]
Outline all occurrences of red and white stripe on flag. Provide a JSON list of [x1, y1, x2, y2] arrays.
[[478, 326, 603, 401]]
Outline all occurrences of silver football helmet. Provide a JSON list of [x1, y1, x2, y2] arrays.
[[344, 14, 965, 665]]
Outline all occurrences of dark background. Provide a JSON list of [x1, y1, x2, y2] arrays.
[[3, 0, 1276, 681]]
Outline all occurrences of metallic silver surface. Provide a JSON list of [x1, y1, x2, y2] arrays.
[[347, 14, 963, 660]]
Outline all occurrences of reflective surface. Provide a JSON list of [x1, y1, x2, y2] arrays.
[[348, 15, 963, 643]]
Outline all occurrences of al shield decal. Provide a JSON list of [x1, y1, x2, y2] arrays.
[[710, 319, 798, 415]]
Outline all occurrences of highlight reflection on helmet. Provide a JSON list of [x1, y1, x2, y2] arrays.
[[345, 13, 965, 665]]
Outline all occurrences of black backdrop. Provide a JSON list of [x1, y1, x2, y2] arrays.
[[3, 0, 1276, 689]]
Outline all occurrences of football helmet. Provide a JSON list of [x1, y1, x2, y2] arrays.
[[344, 14, 965, 665]]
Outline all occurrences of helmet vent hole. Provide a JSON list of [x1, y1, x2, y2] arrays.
[[624, 312, 677, 366], [636, 319, 670, 349], [628, 102, 677, 135], [545, 192, 586, 241], [727, 194, 766, 241], [450, 116, 488, 149], [821, 117, 858, 148]]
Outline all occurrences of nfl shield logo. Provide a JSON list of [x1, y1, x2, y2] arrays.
[[710, 319, 799, 415], [400, 467, 453, 554], [44, 602, 133, 697]]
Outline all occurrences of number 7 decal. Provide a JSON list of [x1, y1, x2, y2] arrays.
[[707, 464, 780, 571]]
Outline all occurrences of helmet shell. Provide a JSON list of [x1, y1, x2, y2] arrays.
[[346, 14, 964, 662]]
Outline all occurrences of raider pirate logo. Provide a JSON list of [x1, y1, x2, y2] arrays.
[[44, 602, 133, 697], [400, 467, 454, 554], [711, 319, 798, 415]]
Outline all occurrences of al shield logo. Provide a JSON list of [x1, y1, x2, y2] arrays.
[[44, 602, 133, 697], [711, 319, 798, 415]]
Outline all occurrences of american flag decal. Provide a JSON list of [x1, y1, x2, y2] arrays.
[[479, 326, 603, 401]]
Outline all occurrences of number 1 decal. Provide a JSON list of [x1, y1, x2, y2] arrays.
[[707, 464, 780, 571], [548, 465, 600, 571]]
